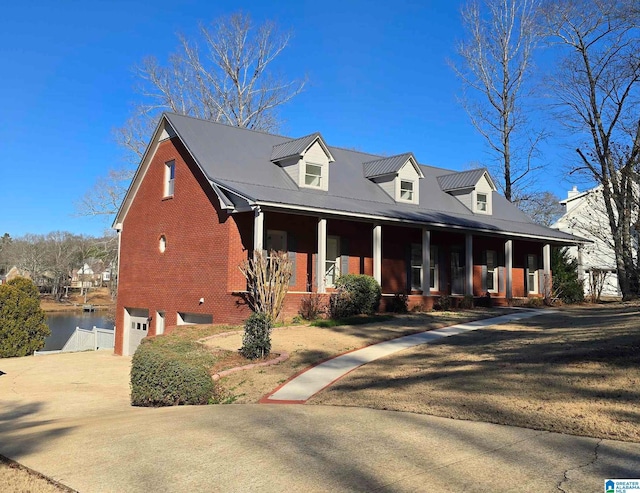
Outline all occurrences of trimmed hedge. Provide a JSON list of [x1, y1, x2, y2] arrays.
[[330, 274, 381, 318], [130, 339, 216, 407]]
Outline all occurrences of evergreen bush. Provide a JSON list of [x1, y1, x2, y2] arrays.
[[552, 247, 584, 303], [332, 274, 381, 317], [0, 277, 50, 357], [130, 339, 216, 406], [240, 312, 272, 359]]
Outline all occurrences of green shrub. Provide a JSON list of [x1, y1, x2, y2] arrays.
[[332, 274, 381, 317], [241, 312, 272, 359], [552, 247, 584, 303], [130, 340, 216, 407], [0, 277, 50, 357], [386, 293, 408, 313]]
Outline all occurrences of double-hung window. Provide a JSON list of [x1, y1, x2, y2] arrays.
[[527, 254, 538, 293], [400, 180, 414, 201], [410, 243, 422, 290], [305, 163, 322, 187], [476, 192, 488, 212], [486, 250, 497, 292]]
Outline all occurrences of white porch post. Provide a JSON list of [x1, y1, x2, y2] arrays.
[[421, 228, 431, 294], [253, 207, 264, 253], [465, 233, 473, 295], [505, 239, 513, 298], [317, 218, 327, 293], [543, 243, 551, 297], [373, 224, 382, 286]]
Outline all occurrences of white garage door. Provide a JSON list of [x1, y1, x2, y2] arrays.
[[126, 308, 149, 356]]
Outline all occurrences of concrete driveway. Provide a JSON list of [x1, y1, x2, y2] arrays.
[[1, 351, 639, 492]]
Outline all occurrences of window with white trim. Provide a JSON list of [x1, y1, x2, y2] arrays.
[[400, 180, 414, 201], [164, 160, 175, 197], [430, 245, 438, 290], [527, 254, 538, 293], [486, 250, 497, 292], [304, 163, 322, 187], [410, 243, 422, 290], [476, 192, 488, 212]]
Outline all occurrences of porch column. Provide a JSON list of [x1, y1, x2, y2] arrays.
[[317, 218, 327, 293], [577, 244, 584, 284], [465, 233, 473, 295], [373, 224, 382, 286], [505, 239, 513, 298], [543, 243, 551, 296], [253, 207, 264, 253], [421, 228, 431, 294]]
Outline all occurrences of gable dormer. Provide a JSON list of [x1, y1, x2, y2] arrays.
[[271, 133, 334, 191], [437, 168, 497, 214], [363, 153, 424, 204]]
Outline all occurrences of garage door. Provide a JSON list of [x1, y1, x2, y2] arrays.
[[126, 308, 149, 355]]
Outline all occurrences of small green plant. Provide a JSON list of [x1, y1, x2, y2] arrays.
[[240, 312, 272, 359], [299, 293, 325, 320], [386, 293, 408, 313]]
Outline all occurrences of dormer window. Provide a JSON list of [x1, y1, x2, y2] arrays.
[[305, 163, 322, 188], [400, 180, 414, 201], [476, 193, 488, 212]]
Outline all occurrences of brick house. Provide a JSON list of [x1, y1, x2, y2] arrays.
[[113, 113, 579, 355]]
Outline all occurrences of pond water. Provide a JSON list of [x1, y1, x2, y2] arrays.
[[44, 312, 113, 351]]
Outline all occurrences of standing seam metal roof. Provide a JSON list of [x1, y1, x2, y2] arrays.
[[162, 113, 580, 244], [270, 132, 321, 161], [438, 168, 490, 191], [363, 153, 416, 178]]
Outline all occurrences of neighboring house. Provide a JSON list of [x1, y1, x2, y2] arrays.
[[113, 113, 579, 356], [552, 185, 635, 299], [3, 266, 29, 284]]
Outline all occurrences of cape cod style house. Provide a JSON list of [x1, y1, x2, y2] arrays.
[[113, 113, 579, 355]]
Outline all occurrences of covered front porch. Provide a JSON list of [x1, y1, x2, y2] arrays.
[[241, 208, 553, 313]]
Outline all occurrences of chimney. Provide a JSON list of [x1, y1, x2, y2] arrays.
[[567, 185, 579, 199]]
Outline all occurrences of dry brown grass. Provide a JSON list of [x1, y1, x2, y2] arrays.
[[210, 309, 507, 403], [309, 303, 640, 442], [40, 287, 115, 312], [0, 456, 72, 492]]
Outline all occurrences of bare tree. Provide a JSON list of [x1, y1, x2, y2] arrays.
[[540, 0, 640, 298], [78, 12, 305, 220], [517, 190, 565, 225], [451, 0, 545, 202]]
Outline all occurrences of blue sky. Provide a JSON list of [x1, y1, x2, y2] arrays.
[[2, 0, 577, 237]]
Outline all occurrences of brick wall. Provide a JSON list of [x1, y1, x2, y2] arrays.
[[115, 137, 251, 355]]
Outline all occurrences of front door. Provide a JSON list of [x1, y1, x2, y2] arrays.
[[325, 236, 340, 287]]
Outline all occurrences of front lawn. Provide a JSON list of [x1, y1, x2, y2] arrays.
[[309, 304, 640, 442]]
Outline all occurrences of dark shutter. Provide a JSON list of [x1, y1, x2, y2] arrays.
[[481, 250, 487, 292], [498, 266, 505, 293], [524, 261, 530, 294], [340, 238, 350, 277], [406, 244, 412, 292], [439, 248, 448, 294], [287, 234, 297, 287]]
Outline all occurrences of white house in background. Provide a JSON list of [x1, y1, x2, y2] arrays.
[[552, 185, 634, 299]]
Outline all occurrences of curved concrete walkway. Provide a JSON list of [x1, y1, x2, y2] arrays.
[[263, 309, 555, 403]]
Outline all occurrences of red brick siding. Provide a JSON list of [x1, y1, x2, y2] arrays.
[[115, 137, 250, 355]]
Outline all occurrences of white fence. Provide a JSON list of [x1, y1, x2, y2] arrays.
[[34, 326, 114, 356]]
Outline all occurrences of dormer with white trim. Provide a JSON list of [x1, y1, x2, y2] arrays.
[[271, 133, 335, 191], [363, 153, 424, 204], [437, 168, 497, 214]]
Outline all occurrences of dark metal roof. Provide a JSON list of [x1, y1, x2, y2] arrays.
[[438, 168, 491, 191], [162, 113, 579, 244]]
